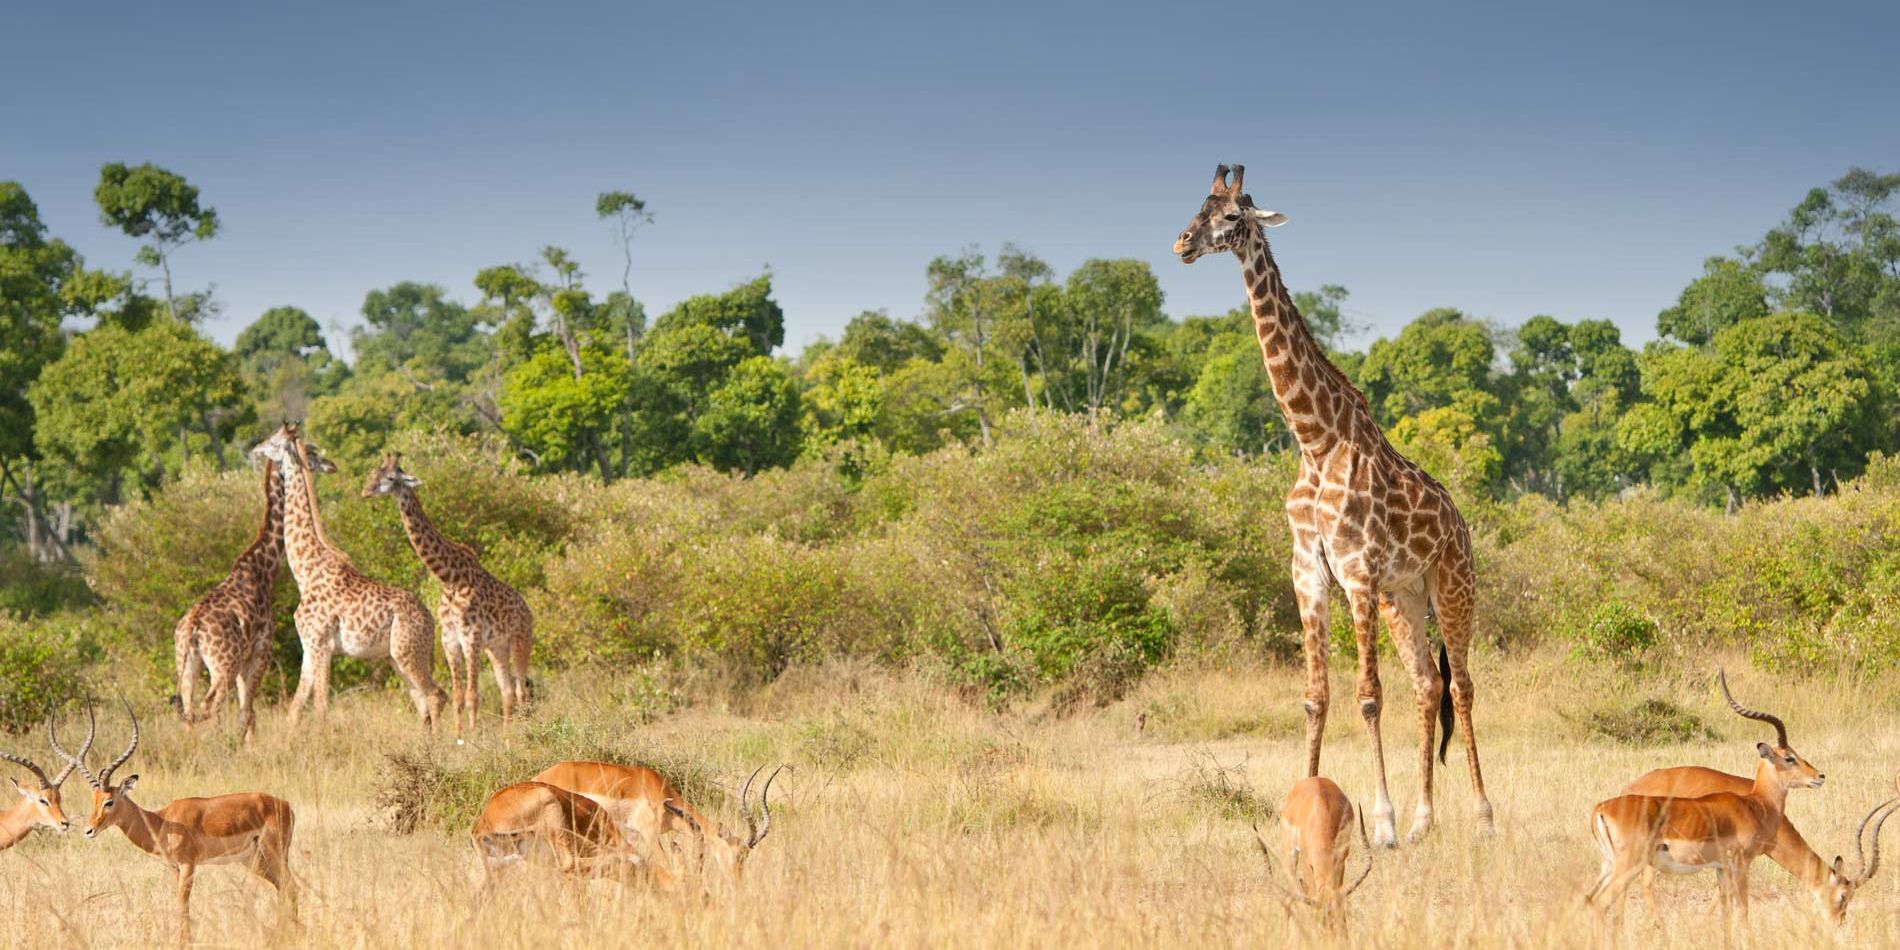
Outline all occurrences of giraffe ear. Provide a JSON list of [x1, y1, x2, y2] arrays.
[[400, 473, 423, 488], [1252, 209, 1288, 227]]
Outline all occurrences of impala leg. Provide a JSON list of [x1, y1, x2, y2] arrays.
[[1344, 585, 1397, 848], [175, 864, 195, 946], [1290, 536, 1332, 780], [1380, 587, 1440, 843]]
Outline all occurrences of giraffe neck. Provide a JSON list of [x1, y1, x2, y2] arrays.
[[230, 461, 286, 581], [1234, 230, 1372, 459], [279, 449, 340, 584], [393, 487, 475, 584]]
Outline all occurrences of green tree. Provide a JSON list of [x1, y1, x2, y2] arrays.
[[352, 282, 491, 383], [1359, 308, 1504, 432], [92, 163, 219, 321], [596, 191, 653, 360], [1657, 256, 1770, 346], [693, 356, 802, 475], [29, 320, 249, 506], [234, 306, 346, 425], [499, 343, 635, 477], [1061, 259, 1166, 413]]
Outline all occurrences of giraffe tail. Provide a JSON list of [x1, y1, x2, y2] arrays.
[[1436, 641, 1453, 765]]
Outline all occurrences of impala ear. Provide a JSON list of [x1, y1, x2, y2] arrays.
[[1252, 209, 1288, 227], [119, 774, 138, 793], [1834, 855, 1846, 874], [9, 777, 29, 796], [1757, 742, 1775, 759]]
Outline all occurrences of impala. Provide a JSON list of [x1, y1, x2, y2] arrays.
[[1585, 672, 1824, 925], [470, 780, 644, 888], [1621, 765, 1899, 924], [58, 699, 298, 945], [0, 711, 93, 850], [1252, 777, 1372, 934], [532, 760, 783, 888]]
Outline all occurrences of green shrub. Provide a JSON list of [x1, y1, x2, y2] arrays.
[[0, 613, 105, 734], [0, 551, 97, 617], [1574, 698, 1717, 746], [1573, 602, 1660, 663]]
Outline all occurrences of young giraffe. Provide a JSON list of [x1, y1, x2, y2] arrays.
[[363, 453, 533, 731], [250, 423, 448, 729], [1173, 164, 1492, 845], [171, 436, 338, 742]]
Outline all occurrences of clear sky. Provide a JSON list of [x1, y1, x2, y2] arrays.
[[5, 0, 1895, 356]]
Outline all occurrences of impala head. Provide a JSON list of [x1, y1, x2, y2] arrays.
[[0, 711, 91, 833], [51, 698, 140, 839], [361, 453, 420, 498], [1720, 670, 1824, 789], [1822, 774, 1900, 924], [1173, 164, 1287, 264], [664, 765, 783, 885], [1251, 810, 1372, 932]]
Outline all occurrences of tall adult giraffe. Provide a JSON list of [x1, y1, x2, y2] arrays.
[[250, 424, 447, 729], [363, 454, 533, 731], [172, 434, 336, 742], [1173, 164, 1492, 845]]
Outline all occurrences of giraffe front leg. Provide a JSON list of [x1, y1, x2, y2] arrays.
[[1345, 584, 1396, 848], [288, 612, 327, 724], [439, 614, 466, 734], [1290, 537, 1332, 780]]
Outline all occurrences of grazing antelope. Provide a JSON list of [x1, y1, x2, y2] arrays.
[[0, 712, 93, 849], [531, 760, 782, 889], [58, 700, 298, 945], [1585, 672, 1824, 926], [470, 781, 640, 888], [1622, 767, 1900, 924], [1252, 777, 1372, 934]]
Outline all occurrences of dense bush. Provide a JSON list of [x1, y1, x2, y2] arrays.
[[0, 612, 106, 734], [57, 417, 1900, 710]]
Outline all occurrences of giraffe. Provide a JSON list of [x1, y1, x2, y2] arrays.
[[249, 423, 448, 729], [171, 433, 338, 742], [1173, 164, 1492, 845], [363, 453, 533, 731]]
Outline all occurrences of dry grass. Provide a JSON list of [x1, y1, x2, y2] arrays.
[[4, 656, 1900, 948]]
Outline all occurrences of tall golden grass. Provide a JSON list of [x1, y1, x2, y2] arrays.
[[2, 656, 1896, 948]]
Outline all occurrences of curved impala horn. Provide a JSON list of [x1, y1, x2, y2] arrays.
[[0, 719, 54, 789], [1341, 807, 1375, 897], [745, 765, 784, 849], [1718, 669, 1789, 748], [1854, 778, 1900, 883], [663, 799, 705, 837], [98, 694, 139, 788], [48, 704, 98, 789], [1250, 821, 1319, 907]]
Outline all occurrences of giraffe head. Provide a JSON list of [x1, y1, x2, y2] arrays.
[[1173, 164, 1287, 264], [361, 454, 421, 498], [249, 422, 338, 476]]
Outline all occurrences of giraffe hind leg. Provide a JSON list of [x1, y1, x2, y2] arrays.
[[1433, 548, 1494, 833]]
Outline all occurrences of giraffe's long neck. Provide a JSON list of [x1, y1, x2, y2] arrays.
[[393, 487, 476, 585], [230, 461, 285, 582], [280, 449, 338, 584], [1235, 230, 1370, 459]]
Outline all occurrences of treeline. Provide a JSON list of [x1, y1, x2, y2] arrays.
[[3, 166, 1899, 560]]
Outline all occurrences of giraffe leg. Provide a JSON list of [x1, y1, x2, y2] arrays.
[[1290, 535, 1332, 780], [439, 614, 466, 734], [173, 617, 201, 726], [1345, 584, 1396, 848], [511, 627, 533, 709], [1434, 549, 1494, 834], [1379, 586, 1440, 843], [392, 608, 447, 730], [288, 612, 329, 724]]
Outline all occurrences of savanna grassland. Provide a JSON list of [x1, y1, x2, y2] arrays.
[[2, 659, 1899, 949]]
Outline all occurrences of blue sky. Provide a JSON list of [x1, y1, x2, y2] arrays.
[[4, 0, 1895, 356]]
